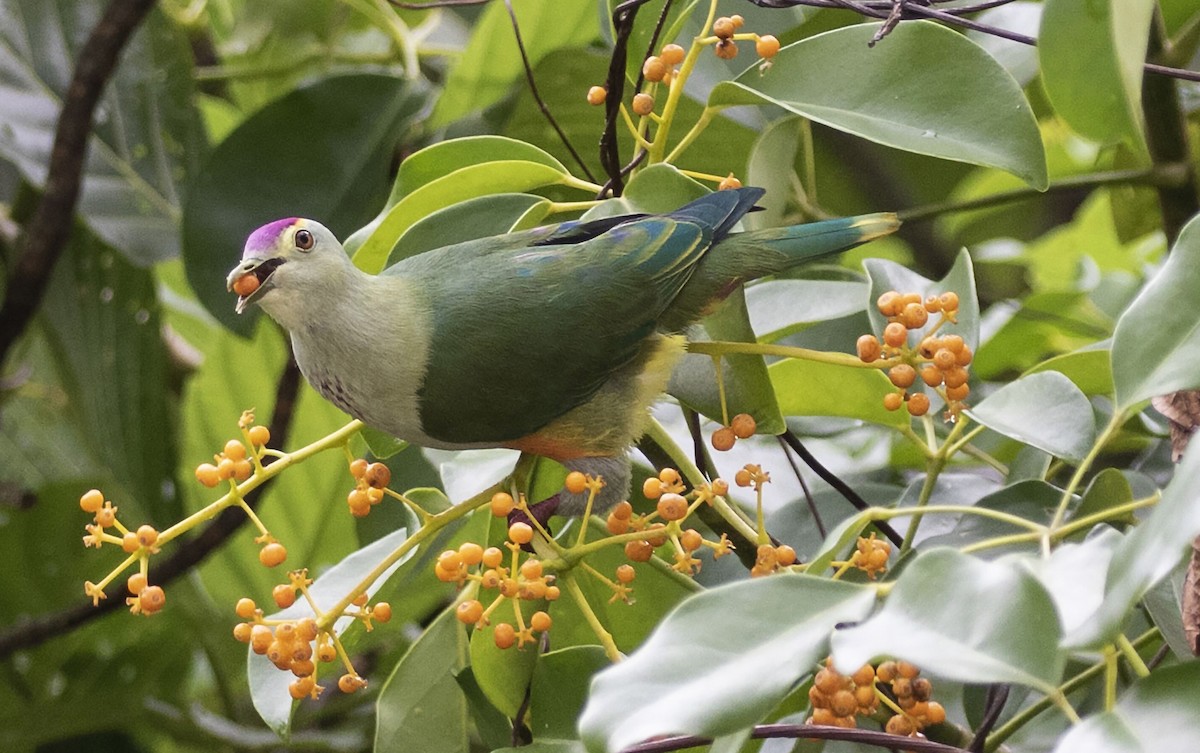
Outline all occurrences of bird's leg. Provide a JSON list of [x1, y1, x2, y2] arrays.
[[507, 455, 632, 533]]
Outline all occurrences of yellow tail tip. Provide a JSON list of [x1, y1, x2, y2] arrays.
[[852, 212, 902, 242]]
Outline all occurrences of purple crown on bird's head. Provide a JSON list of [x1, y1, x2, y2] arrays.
[[243, 218, 300, 259]]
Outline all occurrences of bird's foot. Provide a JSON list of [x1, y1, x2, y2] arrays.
[[508, 495, 560, 544]]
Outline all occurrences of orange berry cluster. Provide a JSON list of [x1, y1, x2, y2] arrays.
[[711, 15, 780, 61], [232, 570, 391, 699], [196, 437, 260, 488], [436, 516, 561, 650], [711, 412, 757, 451], [345, 458, 392, 517], [851, 534, 891, 579], [808, 659, 880, 727], [876, 660, 946, 737], [626, 470, 736, 575], [79, 489, 167, 614], [856, 290, 970, 417], [751, 542, 798, 577]]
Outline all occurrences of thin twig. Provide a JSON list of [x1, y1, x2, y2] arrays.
[[968, 684, 1010, 753], [622, 722, 970, 753], [0, 0, 158, 369], [779, 429, 904, 548], [777, 435, 825, 538], [0, 359, 302, 659], [599, 0, 659, 195], [502, 0, 596, 182]]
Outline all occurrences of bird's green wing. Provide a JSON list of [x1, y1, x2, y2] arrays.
[[403, 216, 711, 444]]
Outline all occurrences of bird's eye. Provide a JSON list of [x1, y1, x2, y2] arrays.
[[295, 229, 314, 251]]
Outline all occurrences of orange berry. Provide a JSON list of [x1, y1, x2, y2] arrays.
[[897, 661, 920, 679], [656, 493, 688, 521], [918, 337, 940, 359], [711, 426, 736, 451], [632, 93, 654, 116], [660, 43, 685, 65], [195, 463, 220, 488], [546, 585, 561, 600], [902, 302, 928, 328], [80, 489, 104, 513], [775, 544, 797, 566], [645, 523, 668, 547], [338, 674, 365, 693], [223, 439, 247, 462], [232, 274, 260, 297], [373, 602, 392, 623], [248, 425, 270, 446], [259, 542, 287, 568], [520, 558, 544, 580], [876, 291, 902, 316], [530, 611, 552, 632], [490, 492, 515, 517], [831, 689, 857, 717], [233, 622, 253, 642], [883, 322, 907, 348], [317, 642, 336, 662], [756, 34, 781, 58], [734, 468, 753, 487], [941, 334, 964, 353], [232, 459, 253, 481], [714, 39, 738, 59], [456, 599, 483, 624], [438, 550, 463, 572], [296, 618, 318, 641], [139, 585, 166, 614], [586, 85, 607, 106], [625, 540, 654, 562], [606, 514, 629, 534], [347, 488, 370, 513], [888, 364, 916, 389], [611, 500, 633, 520], [349, 458, 368, 479], [932, 348, 956, 370], [938, 291, 959, 311], [956, 344, 973, 366], [920, 365, 942, 387], [876, 661, 897, 682], [127, 572, 148, 595], [616, 564, 636, 583], [946, 383, 970, 401], [711, 478, 729, 496], [883, 392, 903, 411], [901, 292, 922, 306], [136, 524, 158, 548], [907, 393, 931, 417], [926, 701, 946, 724], [565, 471, 588, 495], [289, 676, 315, 699], [886, 714, 915, 736], [508, 522, 534, 545], [273, 584, 296, 608], [943, 367, 969, 389], [250, 625, 273, 654], [680, 529, 703, 551], [730, 413, 756, 439], [364, 462, 391, 489], [642, 55, 668, 82], [642, 477, 664, 499], [458, 542, 484, 566], [713, 16, 735, 38], [852, 664, 876, 686], [235, 597, 257, 618], [923, 295, 941, 313], [857, 334, 881, 363], [717, 173, 742, 190], [481, 547, 504, 568], [493, 623, 516, 649], [122, 532, 140, 553], [216, 457, 235, 480]]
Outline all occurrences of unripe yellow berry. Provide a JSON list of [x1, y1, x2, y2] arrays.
[[139, 585, 166, 614], [530, 610, 552, 632], [632, 92, 654, 116], [493, 622, 516, 649], [883, 392, 903, 411], [80, 489, 104, 513], [642, 56, 668, 82], [586, 85, 607, 106], [756, 35, 781, 58], [235, 597, 257, 618], [660, 43, 685, 65]]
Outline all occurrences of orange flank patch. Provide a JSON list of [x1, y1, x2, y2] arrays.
[[503, 433, 592, 461]]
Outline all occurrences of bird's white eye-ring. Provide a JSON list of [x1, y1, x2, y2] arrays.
[[295, 228, 314, 251]]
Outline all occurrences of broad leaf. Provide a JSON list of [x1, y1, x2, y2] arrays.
[[1018, 528, 1121, 637], [1039, 0, 1154, 149], [967, 371, 1096, 462], [832, 549, 1065, 689], [1054, 663, 1200, 753], [387, 193, 550, 268], [710, 22, 1047, 188], [1026, 347, 1114, 397], [770, 358, 907, 428], [530, 646, 609, 740], [746, 279, 870, 342], [1111, 214, 1200, 410], [579, 576, 876, 753]]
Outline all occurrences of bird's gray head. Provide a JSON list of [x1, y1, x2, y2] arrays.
[[227, 218, 353, 329]]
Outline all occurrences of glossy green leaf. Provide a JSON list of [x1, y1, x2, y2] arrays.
[[0, 2, 203, 263], [832, 549, 1065, 689], [1039, 0, 1153, 149], [468, 602, 542, 718], [386, 137, 567, 208], [917, 480, 1063, 555], [183, 74, 425, 334], [387, 193, 551, 268], [1026, 347, 1115, 397], [351, 160, 576, 274], [1019, 528, 1121, 637], [710, 22, 1047, 188], [1065, 437, 1200, 648], [746, 279, 869, 342], [1111, 214, 1200, 410], [1054, 664, 1200, 753], [770, 358, 906, 427], [744, 117, 805, 231], [375, 608, 469, 753], [966, 372, 1096, 462], [531, 646, 610, 740], [361, 427, 407, 461], [431, 0, 598, 126], [248, 525, 415, 735], [1072, 468, 1134, 524], [579, 576, 876, 753]]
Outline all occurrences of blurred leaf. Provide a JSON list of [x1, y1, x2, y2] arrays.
[[578, 576, 876, 753], [361, 427, 407, 460], [431, 0, 598, 127], [182, 74, 426, 334], [744, 117, 804, 230], [832, 549, 1065, 689], [1019, 528, 1121, 636], [917, 480, 1063, 555], [1022, 193, 1154, 292], [966, 2, 1043, 86], [974, 293, 1112, 380], [494, 742, 586, 753], [375, 608, 469, 753], [531, 646, 610, 740], [770, 358, 906, 427], [710, 22, 1047, 188], [1026, 347, 1114, 397], [1039, 0, 1153, 150], [249, 524, 416, 735], [1053, 664, 1200, 753], [0, 3, 204, 263], [966, 372, 1096, 462], [1064, 437, 1200, 648], [1111, 213, 1200, 410], [1071, 468, 1134, 524]]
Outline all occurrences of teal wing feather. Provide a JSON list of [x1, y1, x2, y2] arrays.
[[399, 215, 714, 444]]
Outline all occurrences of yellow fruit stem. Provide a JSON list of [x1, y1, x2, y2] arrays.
[[1045, 409, 1128, 554], [563, 573, 621, 662], [575, 482, 601, 549], [687, 340, 901, 369]]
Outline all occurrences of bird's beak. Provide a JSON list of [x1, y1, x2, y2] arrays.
[[227, 256, 286, 314]]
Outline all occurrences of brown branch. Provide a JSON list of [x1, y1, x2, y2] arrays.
[[0, 0, 158, 369], [0, 358, 302, 659], [622, 722, 970, 753]]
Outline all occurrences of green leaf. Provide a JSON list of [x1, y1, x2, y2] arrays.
[[385, 137, 567, 208], [966, 372, 1096, 462], [430, 0, 598, 127], [710, 22, 1047, 188], [1054, 664, 1200, 753], [531, 646, 610, 740], [375, 609, 470, 753], [918, 480, 1063, 554], [832, 549, 1065, 689], [468, 604, 542, 718], [1111, 214, 1200, 410], [578, 576, 876, 753], [0, 3, 204, 263], [974, 293, 1113, 380], [1064, 436, 1200, 648], [387, 193, 551, 268], [361, 427, 407, 461], [1026, 347, 1115, 397], [182, 74, 426, 334], [1071, 468, 1134, 524], [746, 279, 870, 342], [248, 525, 416, 735], [770, 358, 906, 427], [1019, 528, 1121, 637], [744, 117, 805, 231], [1039, 0, 1154, 149]]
